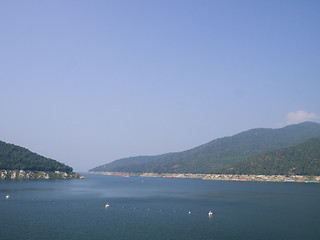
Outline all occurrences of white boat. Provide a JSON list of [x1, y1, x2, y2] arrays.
[[208, 210, 213, 216], [105, 203, 110, 208], [5, 195, 10, 199]]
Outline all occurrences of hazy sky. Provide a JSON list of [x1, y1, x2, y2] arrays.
[[1, 0, 319, 171]]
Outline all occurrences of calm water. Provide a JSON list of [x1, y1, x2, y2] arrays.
[[1, 174, 320, 240]]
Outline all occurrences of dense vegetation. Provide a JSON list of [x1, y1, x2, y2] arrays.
[[90, 122, 320, 175], [0, 141, 73, 172], [216, 138, 320, 176]]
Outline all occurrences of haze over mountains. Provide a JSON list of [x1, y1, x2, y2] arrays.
[[90, 122, 320, 175]]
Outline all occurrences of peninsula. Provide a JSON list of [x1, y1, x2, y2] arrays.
[[0, 140, 83, 180]]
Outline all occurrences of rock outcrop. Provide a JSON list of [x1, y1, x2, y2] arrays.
[[0, 170, 84, 180]]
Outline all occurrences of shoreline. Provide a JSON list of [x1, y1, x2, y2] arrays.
[[0, 169, 85, 180], [87, 171, 320, 183]]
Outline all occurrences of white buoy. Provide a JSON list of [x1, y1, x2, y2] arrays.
[[5, 195, 10, 199], [208, 210, 213, 217], [105, 203, 110, 208], [188, 211, 191, 215]]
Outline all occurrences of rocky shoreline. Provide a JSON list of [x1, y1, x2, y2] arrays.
[[88, 171, 320, 183], [0, 169, 85, 180]]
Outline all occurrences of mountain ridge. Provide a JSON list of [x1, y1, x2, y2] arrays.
[[0, 140, 82, 179], [217, 137, 320, 176], [90, 122, 320, 174]]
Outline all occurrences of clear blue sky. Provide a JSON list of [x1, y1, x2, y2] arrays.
[[1, 0, 319, 171]]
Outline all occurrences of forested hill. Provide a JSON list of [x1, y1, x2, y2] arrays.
[[0, 140, 73, 172], [217, 138, 320, 176], [90, 122, 320, 174]]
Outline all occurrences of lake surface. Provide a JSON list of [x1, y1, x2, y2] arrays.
[[1, 174, 320, 240]]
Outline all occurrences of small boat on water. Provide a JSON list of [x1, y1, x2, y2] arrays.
[[105, 203, 110, 208], [232, 179, 247, 181], [208, 210, 213, 217], [305, 180, 319, 183], [5, 195, 10, 199]]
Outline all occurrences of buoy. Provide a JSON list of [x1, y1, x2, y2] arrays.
[[208, 210, 213, 217], [105, 203, 110, 208], [188, 211, 191, 215], [5, 195, 10, 199]]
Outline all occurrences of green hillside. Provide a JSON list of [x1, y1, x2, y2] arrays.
[[90, 122, 320, 174], [217, 138, 320, 176], [0, 140, 73, 172]]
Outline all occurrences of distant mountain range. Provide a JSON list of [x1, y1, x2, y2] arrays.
[[90, 122, 320, 175]]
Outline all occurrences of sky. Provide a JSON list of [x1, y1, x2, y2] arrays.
[[0, 0, 319, 172]]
